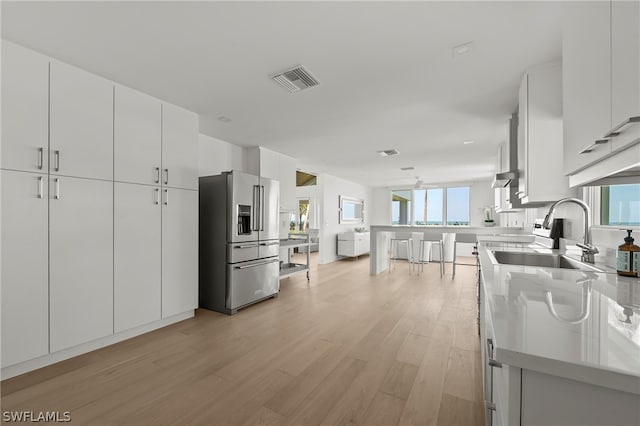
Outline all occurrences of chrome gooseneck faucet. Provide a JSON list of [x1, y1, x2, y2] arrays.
[[542, 198, 599, 263]]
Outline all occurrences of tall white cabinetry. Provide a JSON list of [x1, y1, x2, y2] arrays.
[[563, 1, 640, 185], [1, 42, 51, 367], [1, 40, 198, 376]]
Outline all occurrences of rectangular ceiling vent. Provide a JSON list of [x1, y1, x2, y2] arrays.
[[271, 65, 319, 93], [378, 149, 400, 157], [400, 166, 415, 171]]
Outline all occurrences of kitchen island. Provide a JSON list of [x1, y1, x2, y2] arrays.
[[478, 240, 640, 425], [369, 225, 525, 275]]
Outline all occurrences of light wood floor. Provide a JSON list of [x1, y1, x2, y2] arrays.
[[1, 255, 483, 426]]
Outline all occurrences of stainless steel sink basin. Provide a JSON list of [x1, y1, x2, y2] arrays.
[[491, 251, 604, 272]]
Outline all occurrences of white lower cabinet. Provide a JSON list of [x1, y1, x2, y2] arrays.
[[337, 232, 370, 257], [161, 188, 198, 318], [114, 183, 162, 332], [0, 170, 49, 367], [49, 176, 114, 353]]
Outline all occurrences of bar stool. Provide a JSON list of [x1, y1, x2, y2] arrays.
[[388, 231, 415, 274], [452, 233, 478, 278], [417, 231, 445, 277]]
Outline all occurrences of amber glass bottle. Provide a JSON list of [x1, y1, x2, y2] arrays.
[[617, 230, 640, 277]]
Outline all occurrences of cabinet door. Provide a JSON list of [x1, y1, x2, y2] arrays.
[[114, 183, 161, 333], [50, 61, 114, 181], [517, 74, 528, 198], [1, 170, 49, 367], [278, 154, 297, 212], [50, 177, 113, 352], [611, 0, 640, 153], [162, 104, 198, 190], [562, 1, 612, 174], [1, 41, 49, 173], [161, 188, 198, 318], [114, 86, 162, 185]]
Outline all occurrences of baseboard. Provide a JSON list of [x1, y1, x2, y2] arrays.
[[1, 311, 194, 380]]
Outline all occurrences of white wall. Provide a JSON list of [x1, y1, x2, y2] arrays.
[[198, 134, 245, 176], [318, 174, 373, 264], [469, 180, 495, 226], [370, 188, 392, 225]]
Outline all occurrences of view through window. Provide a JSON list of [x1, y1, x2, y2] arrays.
[[392, 187, 469, 226], [601, 184, 640, 226]]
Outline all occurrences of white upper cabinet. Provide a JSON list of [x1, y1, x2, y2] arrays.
[[563, 1, 640, 181], [562, 1, 612, 175], [114, 85, 162, 185], [610, 0, 640, 153], [50, 61, 114, 181], [161, 103, 198, 190], [1, 41, 49, 173], [517, 62, 573, 203]]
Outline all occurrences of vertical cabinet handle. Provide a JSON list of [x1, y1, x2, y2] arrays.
[[54, 178, 60, 199], [164, 168, 169, 185], [37, 147, 44, 170], [487, 338, 502, 368], [260, 185, 265, 231], [54, 150, 60, 172], [154, 188, 160, 205], [163, 189, 168, 205], [155, 167, 160, 184], [37, 176, 44, 199]]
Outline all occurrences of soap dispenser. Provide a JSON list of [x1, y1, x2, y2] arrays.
[[616, 230, 640, 277]]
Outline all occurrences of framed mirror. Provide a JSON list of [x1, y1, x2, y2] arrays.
[[339, 196, 364, 224]]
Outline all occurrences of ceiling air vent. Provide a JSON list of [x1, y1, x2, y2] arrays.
[[377, 149, 400, 157], [400, 166, 415, 171], [271, 65, 319, 93]]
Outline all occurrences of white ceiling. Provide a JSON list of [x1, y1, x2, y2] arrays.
[[1, 1, 563, 188]]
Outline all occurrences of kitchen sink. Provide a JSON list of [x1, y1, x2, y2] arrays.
[[491, 251, 604, 272]]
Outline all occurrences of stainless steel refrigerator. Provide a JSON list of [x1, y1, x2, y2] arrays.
[[199, 171, 280, 314]]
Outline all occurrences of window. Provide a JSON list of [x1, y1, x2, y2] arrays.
[[600, 184, 640, 226], [446, 187, 470, 226], [392, 190, 412, 225], [391, 186, 469, 226]]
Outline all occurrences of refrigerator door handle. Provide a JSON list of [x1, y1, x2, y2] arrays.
[[260, 185, 265, 231], [234, 258, 279, 269], [234, 243, 259, 249], [252, 185, 260, 231]]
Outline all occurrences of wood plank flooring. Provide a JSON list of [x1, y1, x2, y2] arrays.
[[1, 255, 484, 425]]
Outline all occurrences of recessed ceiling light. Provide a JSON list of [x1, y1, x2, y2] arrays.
[[217, 116, 232, 123], [453, 41, 474, 57], [463, 140, 475, 145], [377, 149, 400, 157]]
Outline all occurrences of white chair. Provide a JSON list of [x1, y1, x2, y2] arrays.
[[388, 231, 415, 274], [417, 231, 445, 277], [452, 233, 478, 278]]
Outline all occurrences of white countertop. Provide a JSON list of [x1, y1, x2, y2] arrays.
[[479, 241, 640, 395]]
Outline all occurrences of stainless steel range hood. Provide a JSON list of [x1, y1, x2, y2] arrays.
[[491, 170, 518, 188]]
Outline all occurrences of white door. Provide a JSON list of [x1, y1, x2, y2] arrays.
[[611, 0, 640, 153], [50, 60, 114, 181], [161, 188, 198, 318], [49, 176, 113, 352], [114, 85, 162, 185], [114, 182, 162, 333], [1, 41, 49, 173], [161, 103, 198, 190], [1, 170, 49, 367]]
